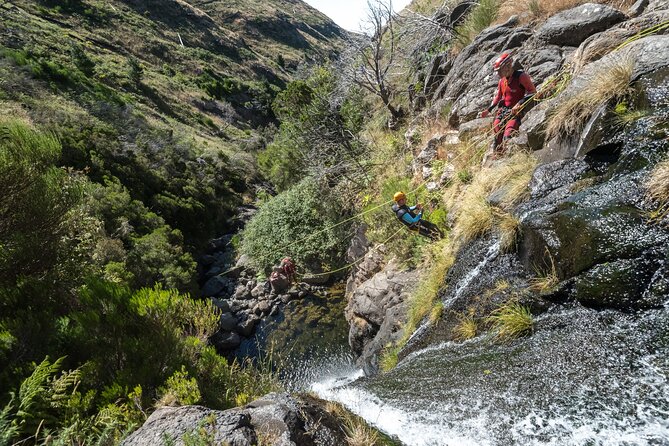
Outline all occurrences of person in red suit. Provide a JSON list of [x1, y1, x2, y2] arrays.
[[479, 52, 537, 159]]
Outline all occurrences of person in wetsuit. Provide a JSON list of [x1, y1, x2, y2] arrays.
[[391, 191, 443, 241]]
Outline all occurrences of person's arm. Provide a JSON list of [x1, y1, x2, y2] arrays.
[[513, 73, 537, 114], [480, 79, 502, 118], [402, 211, 422, 225]]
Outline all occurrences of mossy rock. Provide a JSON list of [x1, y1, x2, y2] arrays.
[[572, 255, 665, 310]]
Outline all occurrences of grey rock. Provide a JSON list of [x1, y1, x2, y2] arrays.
[[122, 406, 254, 446], [250, 281, 267, 298], [202, 276, 225, 297], [536, 3, 626, 46], [211, 297, 231, 313], [124, 393, 350, 446], [236, 317, 257, 337], [628, 0, 649, 16], [459, 117, 494, 139], [219, 312, 237, 331]]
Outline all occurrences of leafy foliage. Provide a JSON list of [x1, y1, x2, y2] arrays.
[[241, 178, 352, 273], [258, 67, 368, 191]]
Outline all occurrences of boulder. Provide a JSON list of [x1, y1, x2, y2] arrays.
[[459, 116, 494, 139], [201, 276, 226, 297], [212, 330, 241, 350], [345, 261, 419, 370], [236, 315, 258, 337], [219, 312, 237, 331], [536, 3, 626, 47], [572, 255, 666, 309], [123, 393, 350, 446], [628, 0, 649, 16], [122, 406, 254, 446], [571, 11, 669, 72]]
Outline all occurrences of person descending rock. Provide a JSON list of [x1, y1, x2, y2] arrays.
[[479, 52, 536, 160], [391, 191, 444, 241], [280, 256, 296, 283]]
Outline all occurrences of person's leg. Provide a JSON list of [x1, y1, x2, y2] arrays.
[[418, 221, 442, 240], [500, 116, 521, 154]]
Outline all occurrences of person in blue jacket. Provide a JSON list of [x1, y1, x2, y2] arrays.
[[391, 191, 443, 240]]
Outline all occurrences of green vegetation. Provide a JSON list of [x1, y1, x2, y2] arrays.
[[487, 301, 534, 341], [453, 0, 500, 50], [240, 178, 352, 274]]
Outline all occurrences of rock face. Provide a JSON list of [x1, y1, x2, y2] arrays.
[[536, 3, 627, 46], [122, 393, 349, 446], [343, 231, 419, 374]]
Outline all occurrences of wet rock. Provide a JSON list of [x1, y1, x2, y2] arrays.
[[219, 312, 237, 331], [213, 330, 241, 350], [572, 255, 666, 309], [236, 316, 257, 337], [536, 3, 626, 47]]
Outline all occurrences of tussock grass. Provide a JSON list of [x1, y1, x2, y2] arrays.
[[406, 241, 456, 334], [450, 151, 536, 247], [453, 313, 478, 340], [529, 250, 559, 293], [379, 344, 401, 372], [545, 57, 635, 141], [325, 401, 383, 446], [497, 211, 520, 253], [645, 159, 669, 204], [497, 0, 636, 25], [430, 301, 444, 324], [487, 301, 534, 341]]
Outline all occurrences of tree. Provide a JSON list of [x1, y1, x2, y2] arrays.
[[344, 0, 403, 126], [258, 67, 369, 191]]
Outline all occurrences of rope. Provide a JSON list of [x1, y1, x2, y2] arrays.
[[244, 18, 669, 277], [298, 225, 407, 278]]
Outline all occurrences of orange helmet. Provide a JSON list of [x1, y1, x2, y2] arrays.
[[493, 52, 513, 71], [393, 191, 406, 202]]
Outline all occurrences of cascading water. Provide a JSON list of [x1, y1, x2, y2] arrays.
[[313, 304, 669, 445]]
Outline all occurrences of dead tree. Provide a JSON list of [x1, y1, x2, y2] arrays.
[[343, 0, 403, 126]]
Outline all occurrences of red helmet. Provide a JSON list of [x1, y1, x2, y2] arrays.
[[492, 53, 513, 71]]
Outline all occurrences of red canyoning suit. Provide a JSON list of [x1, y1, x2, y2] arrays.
[[491, 70, 536, 151]]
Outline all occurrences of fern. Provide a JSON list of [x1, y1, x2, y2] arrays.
[[0, 399, 19, 446]]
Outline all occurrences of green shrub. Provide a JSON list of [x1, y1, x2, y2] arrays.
[[157, 367, 201, 407], [240, 178, 351, 273]]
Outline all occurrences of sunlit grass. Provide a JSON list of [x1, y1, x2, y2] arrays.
[[453, 0, 500, 51], [546, 57, 635, 140], [453, 313, 478, 340], [487, 301, 534, 341]]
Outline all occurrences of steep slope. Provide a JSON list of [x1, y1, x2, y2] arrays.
[[0, 0, 348, 246]]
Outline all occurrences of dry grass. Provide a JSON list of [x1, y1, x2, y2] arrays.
[[429, 301, 444, 324], [545, 57, 635, 141], [497, 210, 520, 253], [529, 250, 559, 293], [450, 151, 536, 247], [453, 312, 478, 340], [497, 0, 636, 25], [645, 159, 669, 204], [325, 401, 382, 446], [487, 301, 534, 341]]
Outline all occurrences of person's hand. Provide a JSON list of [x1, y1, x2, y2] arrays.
[[511, 105, 521, 115], [416, 203, 423, 210], [479, 109, 489, 119]]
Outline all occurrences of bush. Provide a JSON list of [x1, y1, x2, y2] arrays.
[[487, 301, 534, 341], [240, 178, 351, 273]]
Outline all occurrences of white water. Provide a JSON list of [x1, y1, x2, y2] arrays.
[[310, 307, 669, 446]]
